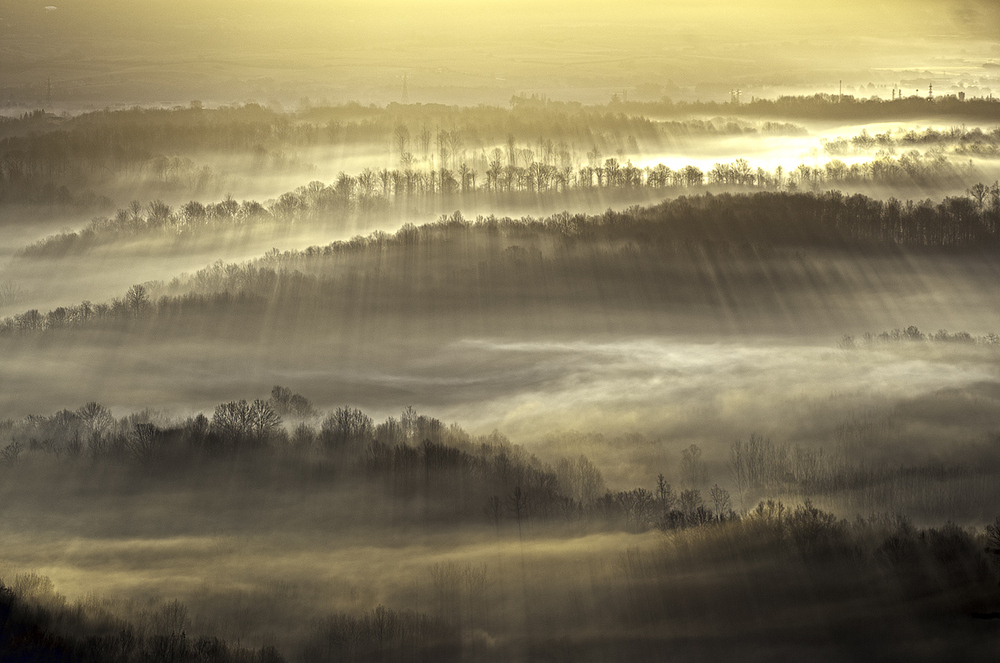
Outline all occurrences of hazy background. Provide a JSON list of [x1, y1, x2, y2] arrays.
[[2, 0, 998, 109]]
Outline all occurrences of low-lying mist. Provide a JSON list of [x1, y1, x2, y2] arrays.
[[5, 1, 1000, 659], [3, 381, 1000, 661], [3, 329, 999, 494]]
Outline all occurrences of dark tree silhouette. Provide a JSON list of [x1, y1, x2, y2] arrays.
[[124, 284, 148, 317], [321, 408, 375, 449]]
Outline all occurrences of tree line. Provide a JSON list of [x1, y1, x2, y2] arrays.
[[0, 569, 465, 663], [5, 511, 999, 662], [0, 394, 603, 525], [609, 92, 1000, 122], [16, 155, 990, 260], [0, 102, 805, 207], [9, 389, 983, 539], [0, 393, 748, 533], [0, 573, 286, 663], [839, 325, 1000, 349], [5, 93, 996, 210], [5, 390, 1000, 571], [7, 189, 1000, 338], [1, 102, 802, 161], [822, 126, 1000, 158], [6, 513, 1000, 662]]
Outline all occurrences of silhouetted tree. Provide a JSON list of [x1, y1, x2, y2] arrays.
[[681, 443, 707, 487], [270, 385, 316, 417], [211, 399, 281, 451], [321, 408, 374, 449], [124, 284, 148, 317], [656, 473, 677, 520]]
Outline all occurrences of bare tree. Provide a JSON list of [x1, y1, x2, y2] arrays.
[[615, 488, 655, 532], [458, 163, 471, 192], [248, 399, 282, 442], [484, 495, 503, 533], [730, 440, 750, 508], [681, 443, 707, 487], [1, 441, 23, 465], [212, 401, 249, 449], [77, 401, 114, 437], [436, 131, 452, 171], [656, 473, 677, 517], [679, 488, 703, 517], [269, 385, 315, 417], [986, 516, 1000, 555], [321, 407, 374, 449], [126, 423, 158, 463], [128, 199, 144, 223], [393, 124, 410, 159], [419, 127, 432, 159], [555, 455, 605, 507], [211, 399, 280, 450], [401, 406, 417, 442], [507, 486, 529, 539], [124, 284, 148, 317], [710, 484, 732, 516]]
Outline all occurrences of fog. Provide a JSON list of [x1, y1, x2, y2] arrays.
[[3, 2, 1000, 661], [2, 237, 999, 488], [3, 1, 997, 107], [4, 109, 998, 320], [637, 121, 1000, 172]]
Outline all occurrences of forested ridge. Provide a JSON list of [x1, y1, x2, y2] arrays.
[[0, 103, 798, 206], [3, 99, 992, 210], [5, 389, 1000, 534], [13, 164, 994, 260], [0, 103, 803, 155], [6, 189, 1000, 337], [4, 390, 1000, 661]]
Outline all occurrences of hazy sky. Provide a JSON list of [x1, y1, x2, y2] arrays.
[[2, 0, 997, 106]]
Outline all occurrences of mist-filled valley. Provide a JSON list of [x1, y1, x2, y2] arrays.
[[4, 2, 1000, 662]]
